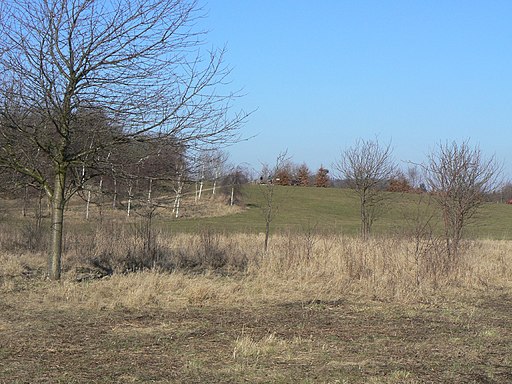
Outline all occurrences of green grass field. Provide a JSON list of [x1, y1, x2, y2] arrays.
[[163, 184, 512, 239]]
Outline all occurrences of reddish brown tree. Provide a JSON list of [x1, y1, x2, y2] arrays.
[[297, 163, 311, 186], [275, 167, 292, 186], [315, 166, 330, 187], [387, 176, 412, 193]]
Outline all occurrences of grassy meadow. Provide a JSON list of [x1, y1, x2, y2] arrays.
[[1, 185, 512, 383], [162, 184, 512, 239]]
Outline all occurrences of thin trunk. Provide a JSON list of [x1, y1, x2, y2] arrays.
[[22, 186, 28, 217], [127, 182, 133, 217], [360, 195, 367, 241], [198, 179, 204, 200], [148, 178, 153, 203], [197, 164, 204, 201], [36, 189, 43, 231], [264, 220, 270, 252], [173, 182, 183, 218], [85, 189, 91, 220], [175, 193, 181, 218], [48, 169, 66, 280], [230, 186, 234, 206], [173, 173, 183, 218], [112, 176, 118, 208]]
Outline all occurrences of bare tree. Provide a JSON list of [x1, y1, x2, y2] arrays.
[[209, 150, 229, 196], [501, 181, 512, 203], [221, 164, 249, 206], [0, 0, 246, 280], [423, 140, 501, 267], [259, 151, 289, 252], [335, 138, 397, 240]]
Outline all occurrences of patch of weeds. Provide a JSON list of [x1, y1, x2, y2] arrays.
[[232, 332, 284, 361]]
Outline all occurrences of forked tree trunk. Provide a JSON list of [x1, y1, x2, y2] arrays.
[[48, 169, 66, 280]]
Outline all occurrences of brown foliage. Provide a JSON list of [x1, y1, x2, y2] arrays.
[[297, 163, 310, 186], [387, 178, 413, 193], [315, 166, 330, 187]]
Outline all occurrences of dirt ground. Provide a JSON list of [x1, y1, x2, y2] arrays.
[[1, 285, 511, 384]]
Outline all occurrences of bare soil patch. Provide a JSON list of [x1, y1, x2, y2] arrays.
[[1, 286, 510, 383]]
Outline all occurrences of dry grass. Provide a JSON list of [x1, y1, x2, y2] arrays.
[[62, 193, 243, 221], [1, 227, 511, 383], [2, 224, 512, 309]]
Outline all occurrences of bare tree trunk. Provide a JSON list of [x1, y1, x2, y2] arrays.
[[173, 173, 184, 218], [175, 193, 181, 218], [198, 179, 204, 200], [112, 176, 118, 209], [85, 189, 91, 220], [198, 163, 205, 201], [36, 189, 44, 231], [22, 186, 28, 217], [173, 181, 183, 218], [148, 178, 153, 203], [127, 182, 133, 217], [264, 220, 270, 253], [48, 170, 66, 280]]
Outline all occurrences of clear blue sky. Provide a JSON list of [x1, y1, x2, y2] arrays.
[[203, 1, 512, 179]]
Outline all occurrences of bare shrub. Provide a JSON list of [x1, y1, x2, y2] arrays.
[[0, 221, 47, 253], [63, 223, 248, 277], [423, 140, 502, 269], [335, 138, 397, 240], [2, 217, 511, 305], [173, 229, 248, 274]]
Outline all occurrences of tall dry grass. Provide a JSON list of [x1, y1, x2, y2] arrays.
[[1, 219, 511, 309]]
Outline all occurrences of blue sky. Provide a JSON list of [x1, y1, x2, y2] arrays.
[[204, 1, 512, 178]]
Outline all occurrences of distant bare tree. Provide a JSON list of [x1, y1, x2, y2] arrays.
[[335, 138, 397, 240], [501, 182, 512, 202], [221, 164, 249, 206], [406, 165, 421, 190], [208, 150, 229, 197], [423, 140, 502, 267], [0, 0, 246, 280], [259, 151, 289, 252]]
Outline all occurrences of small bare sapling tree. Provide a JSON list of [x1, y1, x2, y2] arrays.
[[423, 140, 501, 268], [335, 138, 397, 240], [259, 151, 289, 252]]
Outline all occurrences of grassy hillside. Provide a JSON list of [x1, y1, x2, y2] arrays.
[[163, 184, 512, 239], [2, 184, 511, 239]]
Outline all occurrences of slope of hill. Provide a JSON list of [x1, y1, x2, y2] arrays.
[[164, 185, 512, 239]]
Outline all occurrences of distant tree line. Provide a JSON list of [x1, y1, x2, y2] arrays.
[[258, 162, 332, 188]]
